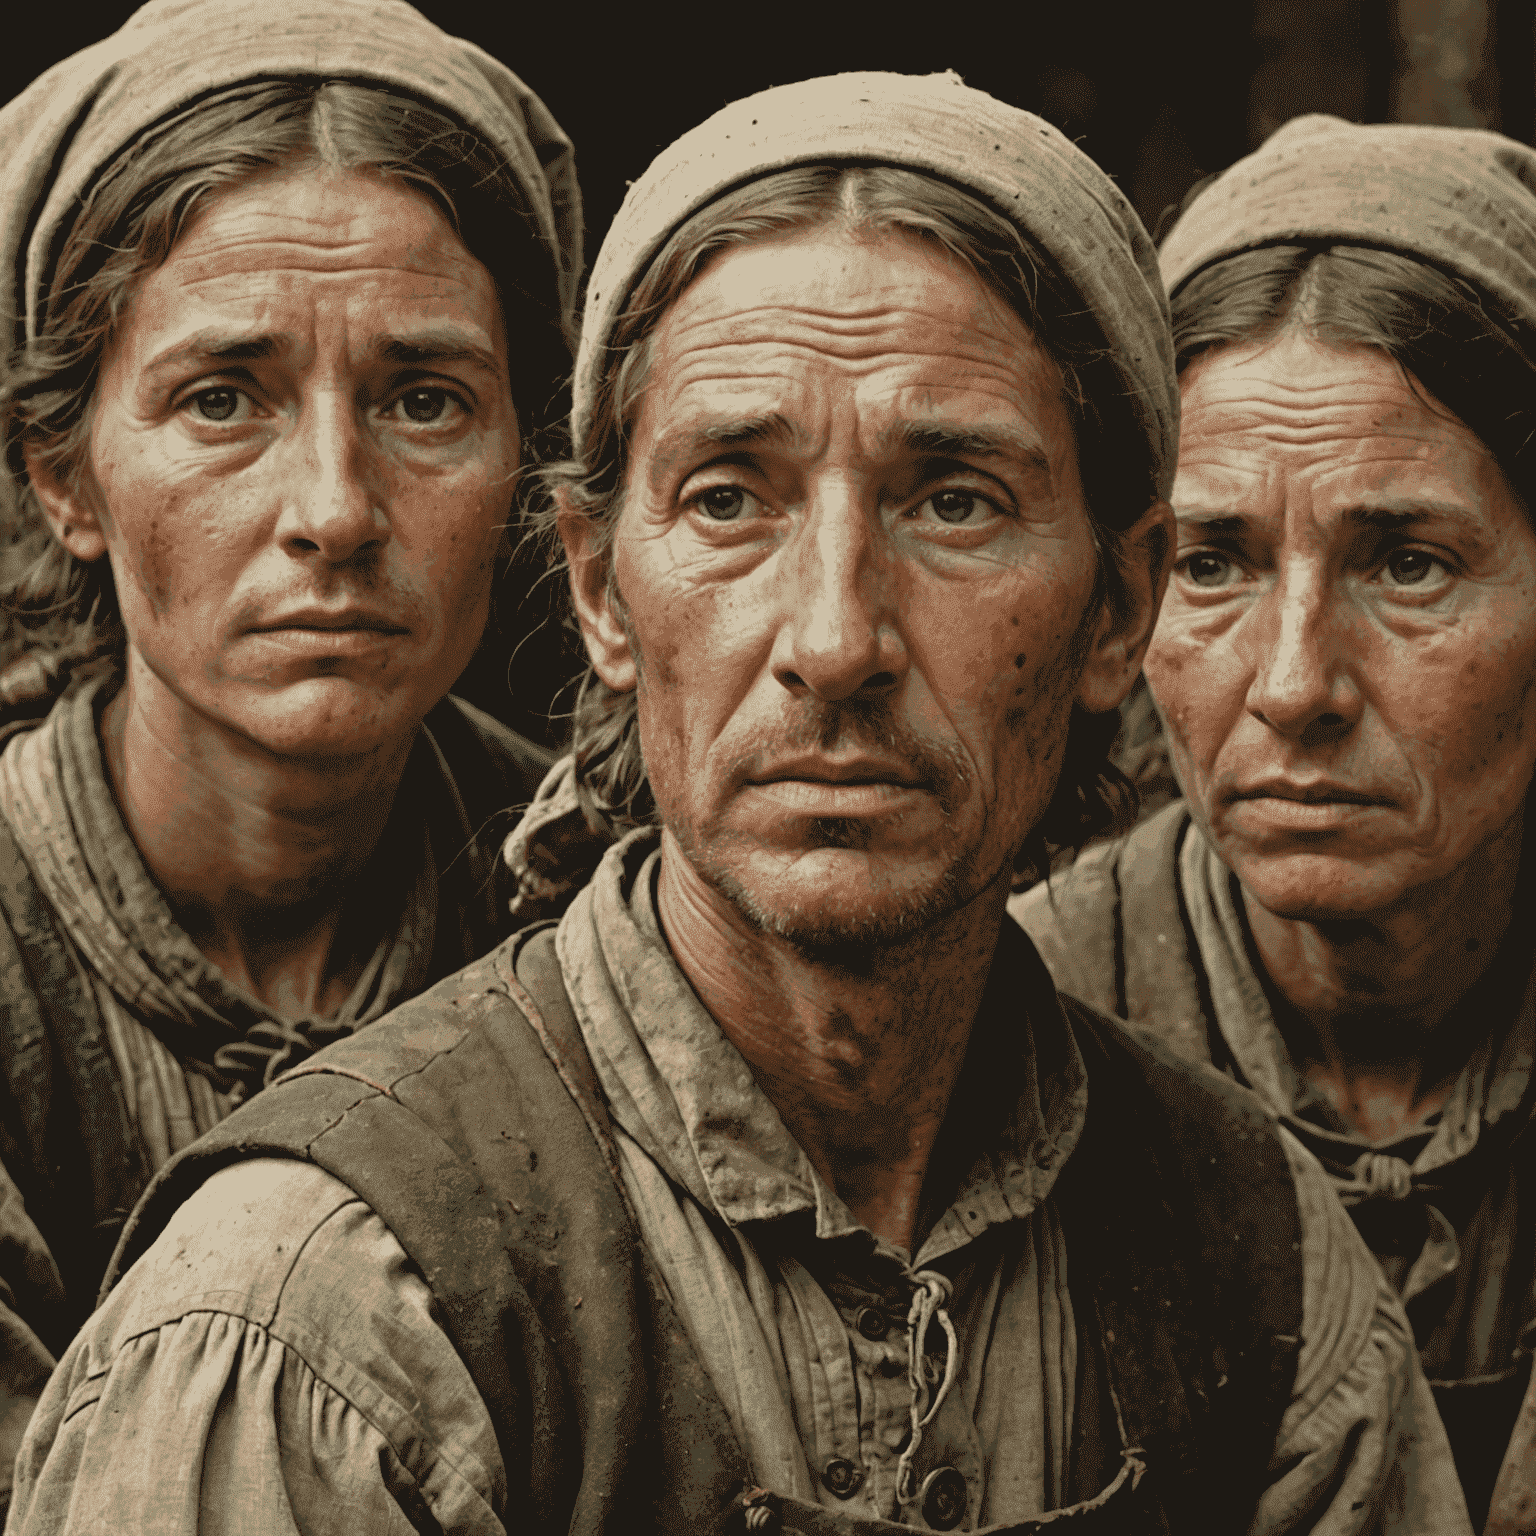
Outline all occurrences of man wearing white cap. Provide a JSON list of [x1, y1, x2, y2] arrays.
[[10, 76, 1467, 1534]]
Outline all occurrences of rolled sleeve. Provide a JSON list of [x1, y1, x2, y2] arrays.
[[1249, 1129, 1471, 1536], [6, 1159, 505, 1536]]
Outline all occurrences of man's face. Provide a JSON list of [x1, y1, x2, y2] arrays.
[[32, 165, 518, 761], [1146, 331, 1536, 921], [566, 227, 1153, 948]]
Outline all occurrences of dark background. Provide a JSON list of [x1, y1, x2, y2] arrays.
[[10, 0, 1533, 746]]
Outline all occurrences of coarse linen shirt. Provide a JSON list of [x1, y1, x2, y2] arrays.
[[8, 836, 1470, 1534]]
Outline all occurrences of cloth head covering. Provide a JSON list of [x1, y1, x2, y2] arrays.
[[0, 0, 582, 364], [572, 70, 1178, 506], [1159, 113, 1536, 328]]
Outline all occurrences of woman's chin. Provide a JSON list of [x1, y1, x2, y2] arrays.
[[1230, 848, 1421, 926]]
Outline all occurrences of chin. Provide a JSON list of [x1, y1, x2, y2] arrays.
[[700, 842, 977, 959], [1231, 848, 1414, 925], [220, 677, 430, 762]]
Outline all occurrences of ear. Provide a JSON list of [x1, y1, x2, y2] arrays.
[[1074, 499, 1175, 715], [22, 442, 109, 564], [557, 489, 636, 692]]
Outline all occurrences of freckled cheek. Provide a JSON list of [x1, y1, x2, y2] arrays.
[[1144, 626, 1245, 790], [1419, 624, 1536, 798]]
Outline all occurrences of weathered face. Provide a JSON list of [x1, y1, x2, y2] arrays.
[[31, 164, 518, 760], [565, 227, 1161, 947], [1147, 331, 1536, 921]]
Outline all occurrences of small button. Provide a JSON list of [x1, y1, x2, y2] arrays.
[[920, 1466, 967, 1531], [821, 1457, 864, 1498], [855, 1306, 889, 1341]]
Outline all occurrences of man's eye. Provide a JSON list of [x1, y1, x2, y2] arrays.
[[189, 388, 244, 422], [1382, 549, 1439, 586], [921, 491, 989, 525], [694, 487, 751, 521], [1183, 551, 1238, 587], [396, 388, 455, 424]]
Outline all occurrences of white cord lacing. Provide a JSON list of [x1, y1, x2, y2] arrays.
[[894, 1270, 959, 1507]]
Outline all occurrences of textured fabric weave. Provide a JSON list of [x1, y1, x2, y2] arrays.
[[1159, 112, 1536, 327], [571, 70, 1177, 506]]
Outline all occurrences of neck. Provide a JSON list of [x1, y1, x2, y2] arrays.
[[102, 653, 418, 1017], [1243, 813, 1526, 1141], [656, 835, 1011, 1254]]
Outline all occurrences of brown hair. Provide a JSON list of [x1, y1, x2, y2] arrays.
[[1, 76, 571, 716], [1171, 243, 1536, 502], [538, 163, 1165, 876]]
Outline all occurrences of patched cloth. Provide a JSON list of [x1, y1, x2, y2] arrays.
[[0, 0, 582, 367], [572, 70, 1178, 509], [1159, 112, 1536, 323]]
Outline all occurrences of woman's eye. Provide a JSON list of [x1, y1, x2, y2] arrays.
[[920, 491, 991, 525], [394, 387, 457, 424], [694, 486, 753, 521], [1382, 549, 1440, 586], [1182, 551, 1238, 587], [188, 387, 245, 423]]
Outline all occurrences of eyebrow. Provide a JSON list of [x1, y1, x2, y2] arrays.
[[143, 330, 282, 375], [887, 421, 1051, 473], [697, 413, 799, 449], [142, 328, 503, 378], [371, 331, 503, 375], [1175, 502, 1480, 536]]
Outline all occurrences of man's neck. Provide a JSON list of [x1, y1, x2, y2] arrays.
[[1243, 813, 1526, 1142], [655, 837, 1012, 1255], [101, 655, 417, 1017]]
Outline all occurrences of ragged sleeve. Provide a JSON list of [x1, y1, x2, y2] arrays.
[[5, 1159, 507, 1536], [1248, 1129, 1472, 1536]]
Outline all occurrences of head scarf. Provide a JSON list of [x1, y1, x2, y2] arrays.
[[0, 0, 582, 364], [1159, 112, 1536, 327], [572, 70, 1178, 507]]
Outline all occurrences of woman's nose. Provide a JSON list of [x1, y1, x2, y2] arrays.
[[1241, 563, 1363, 742], [769, 487, 908, 704], [272, 393, 389, 565]]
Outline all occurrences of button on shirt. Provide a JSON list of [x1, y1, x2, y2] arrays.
[[8, 834, 1471, 1534]]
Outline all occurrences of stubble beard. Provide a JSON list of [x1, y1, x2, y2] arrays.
[[663, 694, 986, 962]]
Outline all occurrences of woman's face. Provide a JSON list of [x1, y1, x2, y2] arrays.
[[31, 163, 518, 760], [1145, 330, 1536, 922]]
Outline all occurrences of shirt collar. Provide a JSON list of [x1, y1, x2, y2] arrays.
[[554, 830, 1088, 1264], [1179, 818, 1536, 1175]]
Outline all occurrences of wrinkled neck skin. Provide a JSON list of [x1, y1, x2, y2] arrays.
[[656, 829, 1012, 1256], [101, 649, 417, 1018], [1242, 811, 1525, 1142]]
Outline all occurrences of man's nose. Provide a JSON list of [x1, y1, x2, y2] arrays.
[[1240, 561, 1363, 742], [769, 485, 907, 703], [271, 393, 389, 564]]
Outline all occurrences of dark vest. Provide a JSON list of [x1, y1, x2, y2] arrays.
[[1016, 802, 1536, 1530], [0, 690, 551, 1356], [104, 921, 1303, 1536]]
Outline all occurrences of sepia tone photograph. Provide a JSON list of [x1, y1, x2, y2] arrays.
[[0, 1, 1532, 1531]]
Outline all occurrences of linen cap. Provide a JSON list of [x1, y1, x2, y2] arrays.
[[573, 71, 1178, 508], [0, 0, 582, 362], [1159, 112, 1536, 329]]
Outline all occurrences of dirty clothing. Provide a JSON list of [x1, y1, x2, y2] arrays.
[[8, 832, 1469, 1534], [1012, 801, 1536, 1527], [0, 670, 552, 1504]]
